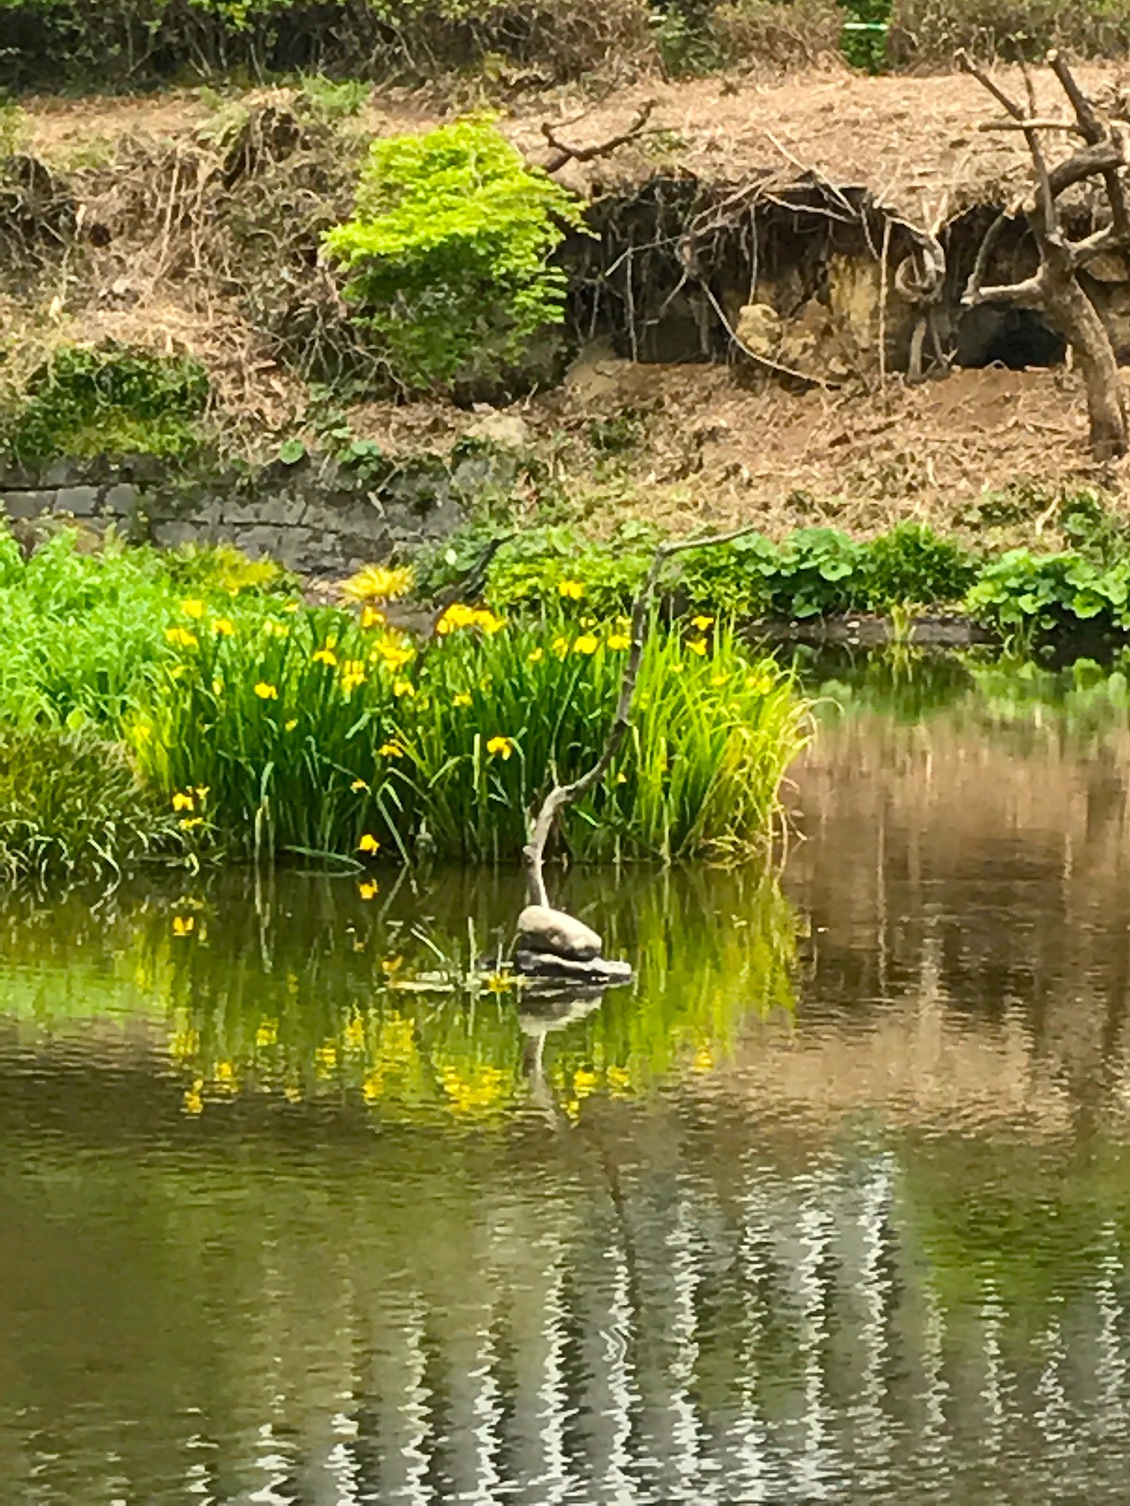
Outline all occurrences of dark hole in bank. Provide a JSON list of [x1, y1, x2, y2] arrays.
[[953, 302, 1066, 370]]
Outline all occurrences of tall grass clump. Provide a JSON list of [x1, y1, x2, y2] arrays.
[[134, 597, 809, 865], [0, 726, 180, 886]]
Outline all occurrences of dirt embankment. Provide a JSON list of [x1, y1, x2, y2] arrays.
[[8, 65, 1130, 536]]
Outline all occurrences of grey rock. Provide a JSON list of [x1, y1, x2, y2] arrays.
[[514, 948, 633, 985], [517, 904, 602, 962], [54, 485, 100, 517], [2, 490, 53, 520], [101, 482, 138, 517]]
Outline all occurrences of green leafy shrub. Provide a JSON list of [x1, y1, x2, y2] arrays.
[[862, 521, 977, 610], [0, 0, 654, 89], [3, 343, 209, 467], [0, 725, 179, 885], [966, 549, 1130, 642], [323, 117, 586, 393]]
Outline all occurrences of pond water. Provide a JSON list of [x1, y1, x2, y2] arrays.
[[6, 651, 1130, 1504]]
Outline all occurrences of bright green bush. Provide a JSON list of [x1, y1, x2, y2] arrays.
[[862, 521, 977, 610], [3, 343, 210, 467], [323, 118, 586, 393]]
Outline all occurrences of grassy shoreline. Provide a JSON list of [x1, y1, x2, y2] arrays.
[[0, 526, 809, 886]]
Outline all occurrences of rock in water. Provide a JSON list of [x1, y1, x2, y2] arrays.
[[517, 905, 602, 962]]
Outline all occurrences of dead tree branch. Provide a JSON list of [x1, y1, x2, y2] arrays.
[[958, 49, 1130, 459], [522, 527, 760, 909], [540, 101, 656, 175]]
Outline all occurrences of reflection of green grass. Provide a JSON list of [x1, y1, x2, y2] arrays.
[[0, 868, 798, 1122], [802, 646, 1130, 749], [898, 1134, 1130, 1331]]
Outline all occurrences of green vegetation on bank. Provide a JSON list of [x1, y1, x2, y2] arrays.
[[0, 526, 808, 884], [4, 0, 1130, 89], [432, 498, 1130, 647]]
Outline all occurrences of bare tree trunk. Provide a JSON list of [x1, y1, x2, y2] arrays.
[[1043, 264, 1129, 460]]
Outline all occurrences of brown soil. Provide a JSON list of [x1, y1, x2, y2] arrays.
[[344, 355, 1123, 538], [10, 68, 1130, 529], [20, 62, 1130, 220]]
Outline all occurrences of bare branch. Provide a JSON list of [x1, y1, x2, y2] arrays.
[[978, 118, 1084, 134], [957, 49, 1057, 238], [1048, 139, 1125, 195], [1048, 47, 1130, 243], [540, 100, 655, 175], [956, 49, 1025, 119], [522, 527, 762, 907], [964, 209, 1011, 303], [965, 274, 1046, 308], [1068, 224, 1126, 267]]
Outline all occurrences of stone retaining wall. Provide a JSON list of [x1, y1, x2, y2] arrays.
[[0, 444, 516, 574]]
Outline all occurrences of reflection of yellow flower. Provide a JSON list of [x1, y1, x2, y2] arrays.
[[314, 1042, 338, 1074], [688, 638, 707, 656], [558, 579, 584, 600], [358, 833, 380, 854], [172, 915, 195, 936], [573, 633, 599, 655], [486, 736, 513, 759], [212, 617, 235, 636], [344, 1013, 366, 1049], [607, 633, 630, 651], [255, 1020, 278, 1048], [254, 681, 278, 699], [574, 1066, 599, 1098], [181, 599, 205, 619], [165, 626, 197, 648], [183, 1079, 204, 1115], [692, 614, 714, 632], [358, 880, 378, 901], [381, 956, 403, 975]]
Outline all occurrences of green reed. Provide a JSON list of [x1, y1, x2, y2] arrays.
[[137, 597, 809, 864], [0, 526, 809, 875]]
